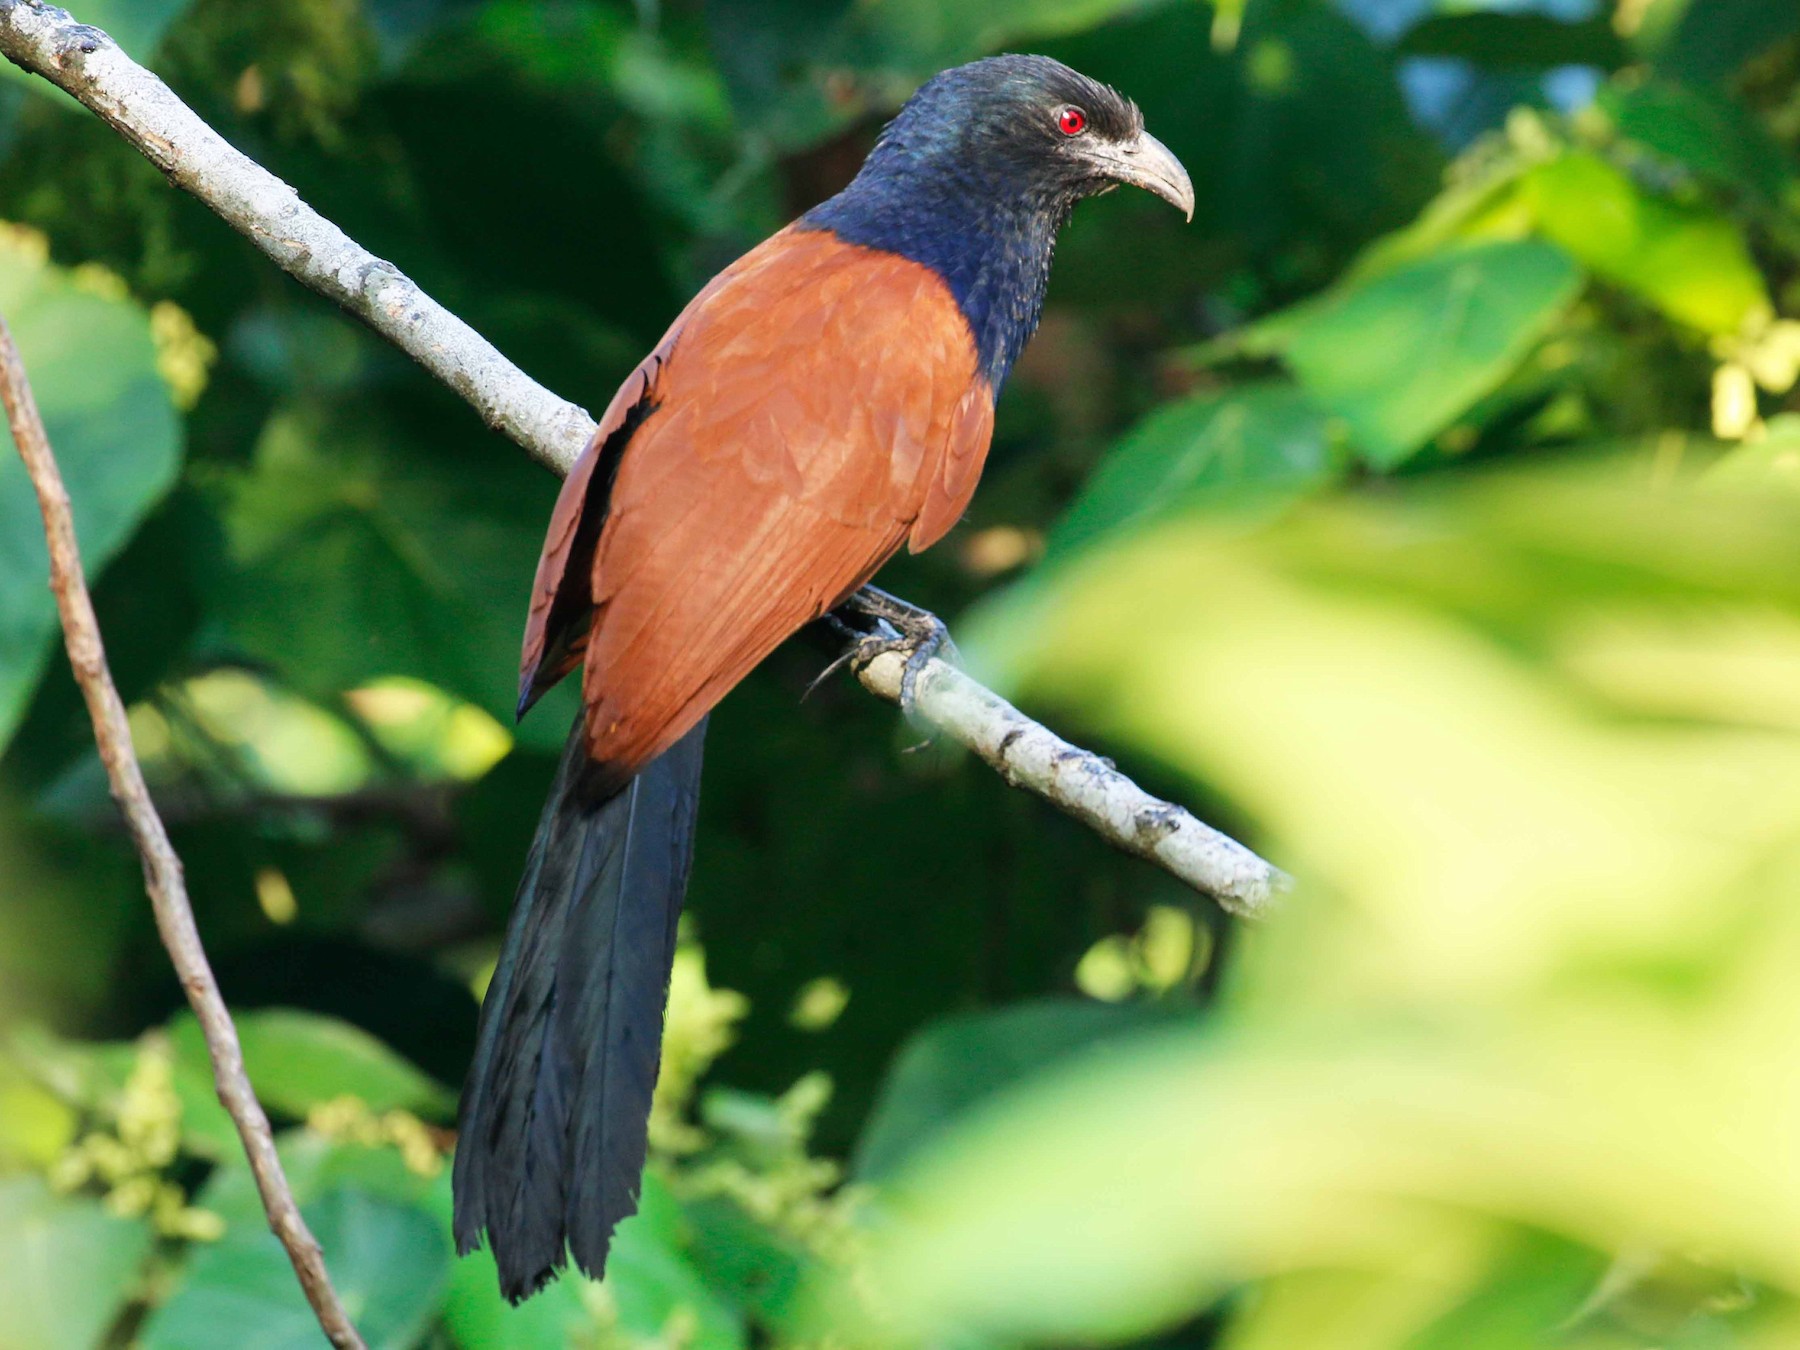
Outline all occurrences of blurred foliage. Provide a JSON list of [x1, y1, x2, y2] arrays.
[[0, 225, 186, 746], [847, 456, 1800, 1347], [3, 0, 1800, 1346]]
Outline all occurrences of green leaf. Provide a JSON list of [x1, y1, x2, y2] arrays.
[[4, 1024, 139, 1114], [169, 1008, 456, 1122], [1250, 240, 1581, 469], [1602, 78, 1795, 207], [0, 1176, 153, 1350], [701, 0, 864, 152], [143, 1185, 449, 1350], [0, 1053, 77, 1168], [203, 1131, 443, 1233], [441, 1245, 600, 1350], [1046, 383, 1344, 563], [0, 228, 183, 749], [1402, 1235, 1614, 1350], [1708, 415, 1800, 491], [837, 460, 1800, 1348], [1522, 151, 1768, 335], [166, 1137, 454, 1344], [608, 1173, 748, 1350], [853, 999, 1186, 1181], [364, 0, 486, 70], [441, 1171, 746, 1350], [210, 402, 567, 750], [1233, 1233, 1612, 1350], [682, 1194, 814, 1331]]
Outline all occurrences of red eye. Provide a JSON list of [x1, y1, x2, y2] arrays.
[[1057, 106, 1087, 136]]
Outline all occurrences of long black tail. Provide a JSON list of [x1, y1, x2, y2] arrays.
[[452, 714, 706, 1301]]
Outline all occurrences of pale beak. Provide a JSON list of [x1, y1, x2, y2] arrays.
[[1084, 129, 1195, 221]]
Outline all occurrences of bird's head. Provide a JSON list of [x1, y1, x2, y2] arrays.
[[805, 54, 1191, 389], [869, 54, 1194, 221]]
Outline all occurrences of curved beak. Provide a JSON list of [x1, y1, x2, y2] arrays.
[[1083, 129, 1195, 221]]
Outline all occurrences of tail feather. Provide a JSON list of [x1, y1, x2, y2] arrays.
[[453, 714, 706, 1301]]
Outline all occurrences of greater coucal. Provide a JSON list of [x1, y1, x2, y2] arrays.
[[452, 53, 1193, 1299]]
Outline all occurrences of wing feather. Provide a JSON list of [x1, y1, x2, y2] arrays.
[[569, 227, 995, 775]]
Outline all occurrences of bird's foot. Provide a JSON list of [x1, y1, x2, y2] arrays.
[[812, 585, 957, 719]]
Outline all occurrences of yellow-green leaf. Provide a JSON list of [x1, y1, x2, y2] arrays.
[[1524, 151, 1767, 335]]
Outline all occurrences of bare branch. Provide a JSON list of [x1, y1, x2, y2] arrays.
[[0, 0, 592, 474], [0, 316, 369, 1349], [854, 651, 1282, 917], [0, 0, 1287, 911]]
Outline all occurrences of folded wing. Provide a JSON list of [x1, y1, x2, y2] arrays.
[[520, 226, 995, 785]]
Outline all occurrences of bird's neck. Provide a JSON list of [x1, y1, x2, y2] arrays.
[[803, 171, 1067, 393]]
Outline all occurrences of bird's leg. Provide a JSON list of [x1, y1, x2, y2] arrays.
[[812, 585, 957, 717], [842, 585, 958, 715]]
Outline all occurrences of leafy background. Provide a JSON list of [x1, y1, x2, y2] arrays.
[[4, 0, 1800, 1345]]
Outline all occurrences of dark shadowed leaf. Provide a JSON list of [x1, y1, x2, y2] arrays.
[[1396, 12, 1627, 70], [1250, 240, 1581, 468], [0, 786, 142, 1017], [209, 402, 563, 749], [364, 0, 486, 69], [0, 1176, 153, 1350], [1602, 78, 1795, 206], [1641, 0, 1800, 83], [853, 0, 1157, 73], [853, 998, 1185, 1181], [1041, 0, 1440, 296], [707, 0, 1161, 151]]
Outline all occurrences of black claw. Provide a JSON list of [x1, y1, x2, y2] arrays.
[[819, 611, 862, 644], [814, 587, 957, 727], [896, 623, 949, 716], [803, 638, 869, 701]]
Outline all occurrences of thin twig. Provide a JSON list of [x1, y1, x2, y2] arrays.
[[0, 0, 1287, 910], [0, 317, 369, 1350]]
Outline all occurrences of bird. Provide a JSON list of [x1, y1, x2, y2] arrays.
[[451, 52, 1193, 1301]]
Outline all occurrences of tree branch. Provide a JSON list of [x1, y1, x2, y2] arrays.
[[855, 650, 1281, 915], [0, 0, 590, 474], [0, 316, 368, 1349], [0, 0, 1287, 917]]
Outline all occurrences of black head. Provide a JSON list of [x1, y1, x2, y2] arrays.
[[805, 55, 1193, 390], [868, 54, 1193, 220]]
